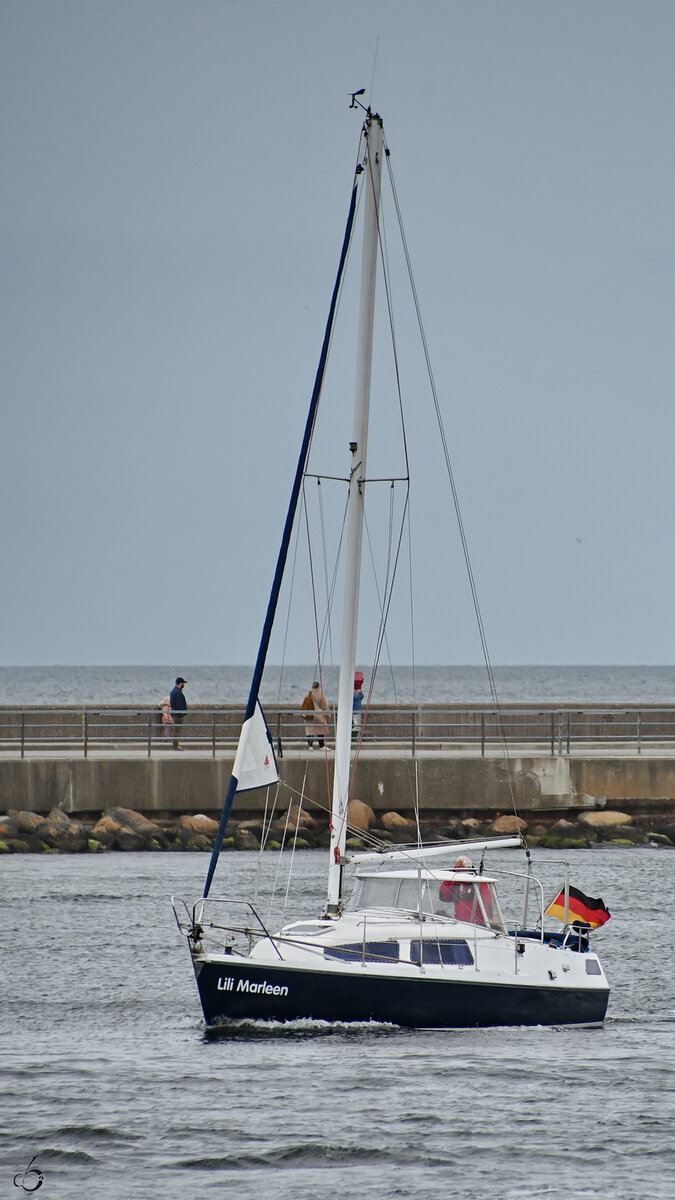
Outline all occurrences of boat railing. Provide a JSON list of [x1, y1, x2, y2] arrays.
[[3, 703, 675, 757], [189, 896, 285, 960]]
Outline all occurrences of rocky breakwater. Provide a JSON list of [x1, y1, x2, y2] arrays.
[[345, 802, 675, 849], [0, 804, 674, 855], [524, 809, 675, 848]]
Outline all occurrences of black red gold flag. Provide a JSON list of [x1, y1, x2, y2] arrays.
[[545, 885, 610, 928]]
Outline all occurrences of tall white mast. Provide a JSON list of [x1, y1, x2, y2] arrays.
[[326, 112, 384, 914]]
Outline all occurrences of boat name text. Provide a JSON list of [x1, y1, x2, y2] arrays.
[[217, 976, 288, 997]]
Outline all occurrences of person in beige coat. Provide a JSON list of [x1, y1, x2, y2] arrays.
[[300, 681, 328, 748]]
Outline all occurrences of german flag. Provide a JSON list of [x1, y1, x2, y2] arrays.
[[545, 885, 611, 928]]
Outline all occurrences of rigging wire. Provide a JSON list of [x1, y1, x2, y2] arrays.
[[351, 486, 420, 819], [302, 480, 326, 680], [383, 135, 521, 821], [315, 478, 335, 664], [274, 493, 306, 731]]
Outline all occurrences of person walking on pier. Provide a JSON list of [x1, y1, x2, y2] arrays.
[[352, 671, 364, 739], [160, 697, 173, 738], [300, 681, 328, 749], [170, 677, 188, 749]]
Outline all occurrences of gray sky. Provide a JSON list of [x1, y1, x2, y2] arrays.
[[2, 0, 674, 667]]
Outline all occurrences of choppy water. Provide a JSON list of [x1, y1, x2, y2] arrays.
[[3, 663, 675, 706], [2, 846, 674, 1198]]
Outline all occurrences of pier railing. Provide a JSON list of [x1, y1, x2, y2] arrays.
[[2, 704, 675, 758]]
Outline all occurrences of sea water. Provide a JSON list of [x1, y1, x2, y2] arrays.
[[2, 663, 675, 706], [1, 846, 674, 1199]]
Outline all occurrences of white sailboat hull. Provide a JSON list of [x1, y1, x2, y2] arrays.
[[190, 911, 609, 1029]]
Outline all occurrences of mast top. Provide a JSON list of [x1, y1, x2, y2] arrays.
[[349, 89, 382, 128]]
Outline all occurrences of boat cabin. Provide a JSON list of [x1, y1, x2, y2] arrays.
[[347, 868, 507, 933]]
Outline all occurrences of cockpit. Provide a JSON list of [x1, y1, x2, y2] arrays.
[[347, 868, 506, 933]]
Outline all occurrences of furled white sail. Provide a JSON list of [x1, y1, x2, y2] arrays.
[[232, 701, 278, 793]]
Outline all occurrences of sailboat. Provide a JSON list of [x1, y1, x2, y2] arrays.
[[173, 105, 610, 1029]]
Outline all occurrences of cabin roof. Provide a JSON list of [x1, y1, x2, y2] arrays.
[[354, 868, 497, 884]]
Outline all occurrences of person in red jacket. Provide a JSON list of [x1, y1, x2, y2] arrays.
[[438, 857, 493, 925]]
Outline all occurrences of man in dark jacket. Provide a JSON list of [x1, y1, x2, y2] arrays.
[[170, 677, 188, 749]]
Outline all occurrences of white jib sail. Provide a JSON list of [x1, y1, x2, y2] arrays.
[[232, 701, 279, 793]]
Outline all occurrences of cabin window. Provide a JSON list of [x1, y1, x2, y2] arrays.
[[585, 958, 602, 975], [324, 941, 400, 963], [396, 878, 437, 914], [348, 878, 402, 910], [410, 939, 474, 966]]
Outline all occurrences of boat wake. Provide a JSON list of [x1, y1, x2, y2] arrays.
[[202, 1017, 401, 1041]]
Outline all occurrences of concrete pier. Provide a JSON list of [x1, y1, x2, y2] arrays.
[[3, 703, 675, 821], [2, 746, 675, 821]]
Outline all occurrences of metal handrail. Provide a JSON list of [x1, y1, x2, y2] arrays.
[[2, 704, 675, 758]]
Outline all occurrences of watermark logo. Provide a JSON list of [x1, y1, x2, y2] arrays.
[[13, 1156, 45, 1192]]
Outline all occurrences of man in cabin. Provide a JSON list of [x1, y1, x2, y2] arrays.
[[170, 676, 188, 750], [437, 857, 491, 924]]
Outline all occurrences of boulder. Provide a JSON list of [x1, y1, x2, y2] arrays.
[[176, 826, 214, 849], [270, 810, 317, 839], [282, 806, 317, 829], [605, 826, 648, 845], [347, 799, 376, 832], [181, 833, 213, 852], [46, 807, 72, 826], [283, 825, 318, 848], [369, 829, 394, 843], [578, 810, 632, 829], [537, 835, 591, 850], [491, 815, 528, 835], [656, 823, 675, 844], [20, 834, 53, 853], [10, 810, 47, 836], [233, 826, 260, 851], [389, 827, 418, 843], [107, 807, 164, 837], [0, 815, 19, 839], [115, 828, 149, 851], [90, 815, 121, 847], [39, 810, 89, 852], [435, 821, 471, 839], [527, 824, 551, 837], [237, 817, 269, 832], [550, 819, 581, 834], [381, 811, 416, 831], [93, 808, 167, 850], [178, 814, 219, 836]]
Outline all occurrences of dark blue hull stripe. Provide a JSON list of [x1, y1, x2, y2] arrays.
[[194, 958, 609, 1028]]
